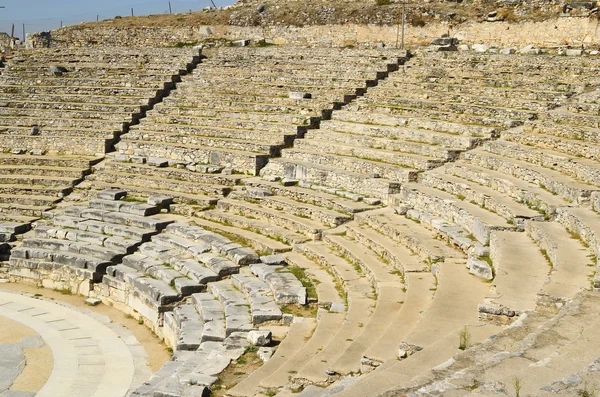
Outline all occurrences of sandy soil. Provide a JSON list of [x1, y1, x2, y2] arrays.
[[0, 283, 170, 372]]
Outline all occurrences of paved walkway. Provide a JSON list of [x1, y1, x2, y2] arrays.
[[0, 291, 151, 397]]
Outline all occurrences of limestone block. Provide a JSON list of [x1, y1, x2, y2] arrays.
[[258, 347, 274, 362], [260, 254, 287, 266], [247, 330, 272, 346], [472, 43, 490, 53], [500, 47, 517, 54], [96, 189, 127, 201], [289, 91, 312, 99], [467, 256, 494, 280], [231, 39, 250, 47]]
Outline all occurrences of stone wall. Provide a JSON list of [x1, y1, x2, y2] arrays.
[[31, 17, 600, 48]]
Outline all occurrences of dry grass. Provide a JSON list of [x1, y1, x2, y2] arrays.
[[73, 10, 232, 30], [68, 0, 562, 32]]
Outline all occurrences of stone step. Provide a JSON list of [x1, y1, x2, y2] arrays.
[[323, 233, 403, 289], [292, 241, 375, 383], [164, 304, 203, 351], [0, 183, 71, 197], [0, 84, 163, 98], [322, 234, 405, 374], [283, 251, 344, 306], [3, 68, 181, 80], [179, 75, 370, 91], [192, 292, 226, 342], [503, 128, 600, 161], [0, 164, 87, 178], [0, 174, 81, 188], [566, 101, 600, 115], [122, 131, 283, 157], [196, 210, 309, 246], [281, 148, 421, 181], [408, 54, 598, 71], [294, 138, 452, 167], [192, 217, 292, 254], [260, 157, 402, 201], [10, 249, 111, 281], [150, 105, 320, 126], [231, 271, 283, 324], [20, 238, 125, 262], [0, 75, 174, 89], [349, 101, 516, 129], [363, 272, 435, 363], [209, 280, 254, 336], [479, 231, 549, 318], [346, 215, 451, 269], [160, 97, 332, 118], [0, 153, 101, 168], [525, 119, 600, 144], [483, 139, 600, 188], [555, 207, 600, 258], [525, 220, 592, 300], [464, 149, 595, 204], [249, 263, 307, 305], [164, 222, 260, 266], [315, 120, 480, 150], [259, 311, 345, 389], [391, 71, 583, 93], [0, 212, 38, 224], [366, 85, 557, 113], [101, 159, 241, 186], [0, 135, 112, 156], [227, 318, 315, 397], [0, 107, 138, 122], [143, 112, 310, 136], [443, 161, 570, 218], [419, 167, 544, 222], [114, 140, 269, 175], [35, 225, 139, 255], [244, 178, 376, 214], [176, 84, 358, 104], [333, 260, 496, 397], [358, 96, 535, 125], [105, 265, 180, 305], [331, 109, 498, 137], [0, 125, 117, 139], [54, 206, 173, 232], [0, 92, 152, 106], [254, 195, 352, 227], [382, 80, 571, 103], [0, 202, 50, 217], [216, 198, 326, 240], [130, 123, 295, 144], [0, 99, 145, 114], [80, 178, 220, 210], [51, 215, 157, 241], [195, 65, 384, 80], [393, 184, 516, 246], [539, 109, 600, 129], [0, 115, 127, 131]]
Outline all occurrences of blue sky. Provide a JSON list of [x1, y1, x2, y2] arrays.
[[0, 0, 236, 39]]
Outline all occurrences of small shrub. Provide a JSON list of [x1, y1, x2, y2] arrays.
[[256, 39, 274, 47], [513, 377, 523, 397], [459, 326, 471, 350], [172, 41, 198, 48], [375, 0, 391, 5]]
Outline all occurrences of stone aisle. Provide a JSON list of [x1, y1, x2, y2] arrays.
[[0, 290, 151, 397]]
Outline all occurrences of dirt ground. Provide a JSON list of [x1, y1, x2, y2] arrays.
[[0, 283, 170, 372]]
